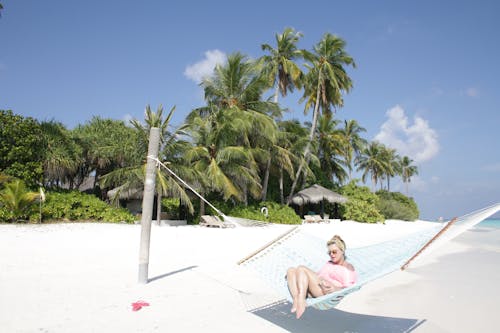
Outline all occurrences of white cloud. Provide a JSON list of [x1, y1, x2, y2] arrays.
[[184, 49, 227, 83], [374, 105, 439, 163], [465, 87, 480, 98]]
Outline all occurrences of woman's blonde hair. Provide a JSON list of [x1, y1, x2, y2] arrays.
[[327, 235, 346, 253]]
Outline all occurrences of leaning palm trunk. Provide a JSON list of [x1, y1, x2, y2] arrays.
[[279, 167, 285, 204], [260, 87, 280, 202], [261, 153, 272, 201], [287, 81, 321, 203]]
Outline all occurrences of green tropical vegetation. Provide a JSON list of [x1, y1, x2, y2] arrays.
[[0, 28, 421, 224], [376, 190, 419, 221]]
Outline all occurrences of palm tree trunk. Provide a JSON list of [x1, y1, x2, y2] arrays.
[[288, 81, 322, 203], [261, 153, 272, 201], [279, 167, 284, 204], [260, 87, 279, 202], [243, 186, 248, 206], [200, 198, 205, 216]]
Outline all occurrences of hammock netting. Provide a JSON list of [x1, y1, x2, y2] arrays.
[[239, 203, 500, 310]]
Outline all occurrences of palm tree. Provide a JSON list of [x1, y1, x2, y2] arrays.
[[40, 121, 83, 188], [101, 105, 194, 221], [188, 53, 279, 206], [315, 114, 347, 185], [277, 120, 317, 203], [73, 117, 138, 192], [260, 27, 304, 104], [400, 156, 419, 196], [288, 33, 355, 202], [355, 141, 389, 191], [379, 145, 399, 191], [0, 179, 39, 222], [184, 113, 261, 214], [199, 52, 278, 116], [259, 28, 304, 200], [339, 120, 367, 181]]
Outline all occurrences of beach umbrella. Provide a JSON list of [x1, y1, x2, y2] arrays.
[[290, 184, 347, 217]]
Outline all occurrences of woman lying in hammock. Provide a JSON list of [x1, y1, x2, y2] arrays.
[[286, 235, 357, 319]]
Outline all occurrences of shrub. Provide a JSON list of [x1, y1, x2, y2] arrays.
[[41, 190, 134, 223], [376, 190, 419, 221], [0, 178, 39, 222], [161, 197, 181, 219], [339, 181, 384, 223], [203, 200, 302, 225]]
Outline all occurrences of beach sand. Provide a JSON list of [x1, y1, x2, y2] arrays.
[[0, 220, 498, 332]]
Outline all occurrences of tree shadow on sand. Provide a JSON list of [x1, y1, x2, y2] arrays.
[[148, 265, 197, 283], [250, 300, 425, 333]]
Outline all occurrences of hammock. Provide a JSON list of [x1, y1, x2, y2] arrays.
[[239, 203, 500, 310]]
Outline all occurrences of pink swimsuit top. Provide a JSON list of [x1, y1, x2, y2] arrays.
[[317, 261, 357, 288]]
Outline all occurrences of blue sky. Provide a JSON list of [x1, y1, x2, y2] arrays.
[[1, 0, 499, 220]]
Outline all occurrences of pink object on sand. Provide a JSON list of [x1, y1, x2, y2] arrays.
[[131, 300, 150, 311]]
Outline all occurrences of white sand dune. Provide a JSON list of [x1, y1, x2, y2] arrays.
[[0, 220, 498, 332]]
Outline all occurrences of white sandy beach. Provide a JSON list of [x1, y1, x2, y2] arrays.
[[0, 219, 498, 333]]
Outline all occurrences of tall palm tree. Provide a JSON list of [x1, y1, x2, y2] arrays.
[[101, 105, 194, 220], [400, 156, 419, 196], [339, 120, 367, 181], [200, 52, 278, 116], [355, 141, 389, 191], [260, 27, 304, 104], [188, 53, 279, 206], [259, 28, 304, 200], [288, 33, 356, 201]]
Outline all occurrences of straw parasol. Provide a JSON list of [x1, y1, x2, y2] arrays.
[[290, 184, 347, 217], [107, 185, 143, 200]]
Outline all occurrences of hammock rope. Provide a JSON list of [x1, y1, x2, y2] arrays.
[[239, 203, 500, 310]]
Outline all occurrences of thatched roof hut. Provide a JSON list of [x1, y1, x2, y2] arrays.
[[290, 184, 347, 205]]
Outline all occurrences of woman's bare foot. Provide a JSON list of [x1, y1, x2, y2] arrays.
[[291, 297, 298, 313], [295, 298, 306, 319]]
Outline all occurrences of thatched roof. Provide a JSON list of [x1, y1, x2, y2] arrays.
[[107, 185, 143, 200], [290, 184, 347, 205]]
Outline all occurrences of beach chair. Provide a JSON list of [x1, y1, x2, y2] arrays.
[[199, 215, 235, 228], [303, 215, 322, 223]]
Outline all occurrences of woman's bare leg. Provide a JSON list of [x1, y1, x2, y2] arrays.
[[294, 266, 324, 319], [286, 268, 299, 313]]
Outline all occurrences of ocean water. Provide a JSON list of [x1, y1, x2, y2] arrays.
[[478, 218, 500, 228]]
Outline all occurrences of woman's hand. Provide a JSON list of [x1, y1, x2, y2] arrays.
[[319, 278, 335, 294]]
